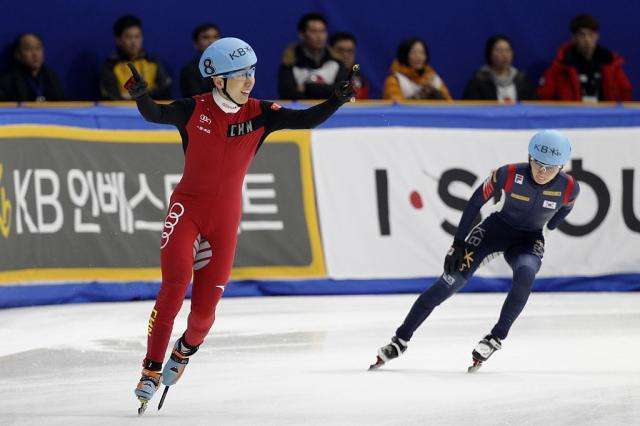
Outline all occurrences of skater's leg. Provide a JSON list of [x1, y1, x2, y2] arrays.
[[136, 203, 199, 408], [184, 262, 226, 346], [395, 218, 507, 342], [395, 271, 468, 341], [184, 228, 236, 347], [491, 251, 541, 340], [371, 217, 511, 370], [144, 210, 199, 368], [161, 228, 236, 386], [467, 234, 544, 372], [371, 232, 495, 369]]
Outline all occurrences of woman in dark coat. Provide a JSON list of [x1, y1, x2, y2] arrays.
[[463, 35, 535, 102]]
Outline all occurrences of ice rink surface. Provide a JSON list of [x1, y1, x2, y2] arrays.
[[1, 292, 639, 426]]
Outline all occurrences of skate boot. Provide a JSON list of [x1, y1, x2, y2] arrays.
[[161, 335, 199, 387], [369, 336, 408, 370], [467, 334, 502, 373], [134, 368, 161, 415]]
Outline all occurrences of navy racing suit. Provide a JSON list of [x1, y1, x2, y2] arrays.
[[396, 162, 580, 342]]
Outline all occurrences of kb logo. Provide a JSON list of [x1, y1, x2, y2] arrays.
[[229, 46, 253, 60], [534, 143, 561, 157], [160, 202, 185, 249]]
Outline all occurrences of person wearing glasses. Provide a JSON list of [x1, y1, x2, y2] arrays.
[[370, 130, 579, 373], [124, 37, 358, 413]]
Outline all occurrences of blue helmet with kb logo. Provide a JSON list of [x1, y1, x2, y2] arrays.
[[528, 129, 572, 166], [199, 37, 257, 78]]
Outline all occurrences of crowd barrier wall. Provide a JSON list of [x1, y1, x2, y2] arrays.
[[1, 103, 639, 307]]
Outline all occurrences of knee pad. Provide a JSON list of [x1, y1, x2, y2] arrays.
[[512, 254, 541, 274]]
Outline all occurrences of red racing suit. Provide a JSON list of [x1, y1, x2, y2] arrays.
[[134, 90, 344, 370]]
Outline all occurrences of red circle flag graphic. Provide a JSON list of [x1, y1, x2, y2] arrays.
[[409, 191, 423, 209]]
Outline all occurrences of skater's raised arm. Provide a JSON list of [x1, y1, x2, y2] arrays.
[[135, 95, 194, 127], [261, 65, 359, 133], [125, 63, 195, 127], [260, 96, 342, 131]]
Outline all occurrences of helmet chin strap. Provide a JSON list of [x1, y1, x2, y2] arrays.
[[222, 78, 243, 107]]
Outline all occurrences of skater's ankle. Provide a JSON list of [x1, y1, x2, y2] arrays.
[[176, 335, 199, 357], [142, 359, 162, 372], [484, 334, 502, 348], [392, 336, 408, 350], [488, 332, 506, 342], [141, 368, 161, 379]]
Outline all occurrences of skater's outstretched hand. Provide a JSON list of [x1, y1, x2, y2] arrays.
[[444, 239, 466, 275], [124, 63, 148, 99], [334, 64, 360, 103]]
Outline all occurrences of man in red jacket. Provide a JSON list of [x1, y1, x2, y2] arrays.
[[538, 14, 632, 102]]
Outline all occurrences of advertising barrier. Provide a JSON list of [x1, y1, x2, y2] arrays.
[[313, 127, 640, 283], [0, 125, 324, 307], [1, 104, 639, 307]]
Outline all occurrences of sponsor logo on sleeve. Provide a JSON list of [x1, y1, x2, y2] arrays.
[[515, 173, 524, 184]]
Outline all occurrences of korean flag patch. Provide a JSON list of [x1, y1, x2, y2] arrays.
[[543, 200, 557, 209], [515, 174, 524, 184]]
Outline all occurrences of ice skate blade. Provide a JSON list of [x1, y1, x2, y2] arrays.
[[368, 356, 385, 371], [467, 359, 483, 373], [467, 364, 482, 373], [158, 386, 170, 410], [137, 399, 149, 415]]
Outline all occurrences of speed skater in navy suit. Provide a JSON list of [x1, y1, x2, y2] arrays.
[[369, 129, 580, 372]]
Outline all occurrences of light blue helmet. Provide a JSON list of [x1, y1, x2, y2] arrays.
[[528, 130, 571, 166], [199, 37, 257, 78]]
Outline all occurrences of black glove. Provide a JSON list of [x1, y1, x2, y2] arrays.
[[124, 62, 148, 99], [443, 239, 466, 275], [334, 64, 359, 103]]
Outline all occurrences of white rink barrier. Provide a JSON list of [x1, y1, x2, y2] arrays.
[[312, 127, 640, 281], [2, 105, 640, 307]]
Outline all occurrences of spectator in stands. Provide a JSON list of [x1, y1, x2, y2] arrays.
[[383, 38, 451, 101], [0, 33, 64, 101], [462, 35, 536, 102], [538, 14, 632, 102], [278, 12, 348, 100], [180, 23, 220, 97], [100, 14, 171, 100], [329, 32, 369, 99]]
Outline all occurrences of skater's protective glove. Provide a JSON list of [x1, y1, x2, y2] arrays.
[[334, 64, 360, 103], [124, 62, 148, 99], [443, 238, 466, 275]]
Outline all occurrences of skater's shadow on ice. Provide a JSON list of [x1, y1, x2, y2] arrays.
[[3, 412, 186, 420], [368, 368, 470, 377], [315, 368, 470, 377], [366, 369, 636, 378]]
